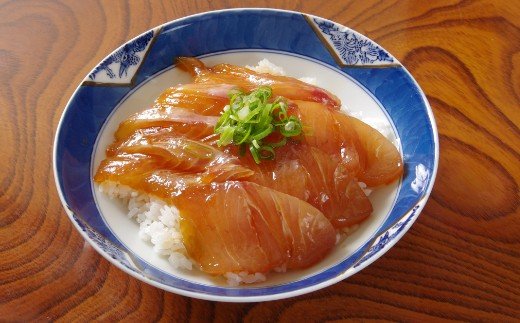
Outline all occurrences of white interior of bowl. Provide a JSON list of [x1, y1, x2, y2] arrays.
[[91, 50, 400, 287]]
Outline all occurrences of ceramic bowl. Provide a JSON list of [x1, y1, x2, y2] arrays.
[[53, 8, 438, 302]]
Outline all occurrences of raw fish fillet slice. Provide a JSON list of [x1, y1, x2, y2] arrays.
[[171, 180, 336, 274], [95, 158, 207, 200], [95, 140, 253, 187], [245, 144, 372, 228], [94, 153, 162, 186], [109, 133, 245, 174], [114, 107, 218, 141], [295, 147, 373, 227], [154, 83, 235, 116], [107, 128, 253, 181], [177, 57, 341, 109], [348, 117, 404, 186], [292, 100, 403, 187], [291, 100, 364, 176]]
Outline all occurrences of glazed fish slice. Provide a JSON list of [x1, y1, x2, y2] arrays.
[[292, 100, 403, 187], [348, 116, 404, 187], [245, 144, 373, 228], [154, 83, 235, 116], [97, 136, 254, 185], [172, 180, 336, 274], [177, 57, 341, 109], [113, 107, 218, 142], [291, 100, 364, 176]]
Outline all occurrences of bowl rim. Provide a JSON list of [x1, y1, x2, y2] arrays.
[[53, 7, 439, 302]]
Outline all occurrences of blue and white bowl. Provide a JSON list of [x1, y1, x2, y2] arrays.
[[53, 8, 438, 302]]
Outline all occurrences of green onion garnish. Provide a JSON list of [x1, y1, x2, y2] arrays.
[[214, 86, 303, 163]]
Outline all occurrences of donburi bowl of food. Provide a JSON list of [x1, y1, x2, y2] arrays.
[[54, 8, 438, 302]]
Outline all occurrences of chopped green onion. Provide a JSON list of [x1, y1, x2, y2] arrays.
[[214, 86, 303, 163], [259, 145, 275, 160], [249, 145, 261, 164], [251, 124, 274, 141]]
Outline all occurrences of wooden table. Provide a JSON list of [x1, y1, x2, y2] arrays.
[[1, 0, 518, 321]]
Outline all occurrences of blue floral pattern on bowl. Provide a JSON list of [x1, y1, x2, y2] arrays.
[[87, 30, 155, 84], [355, 203, 421, 267], [308, 16, 395, 66]]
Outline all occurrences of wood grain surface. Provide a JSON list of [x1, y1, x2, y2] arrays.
[[1, 0, 519, 321]]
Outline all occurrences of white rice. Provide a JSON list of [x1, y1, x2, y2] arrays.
[[247, 59, 286, 76], [224, 272, 266, 287], [358, 182, 372, 196], [99, 181, 192, 271], [247, 58, 317, 85]]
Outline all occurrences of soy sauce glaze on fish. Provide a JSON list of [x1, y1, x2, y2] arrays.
[[94, 58, 403, 277]]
